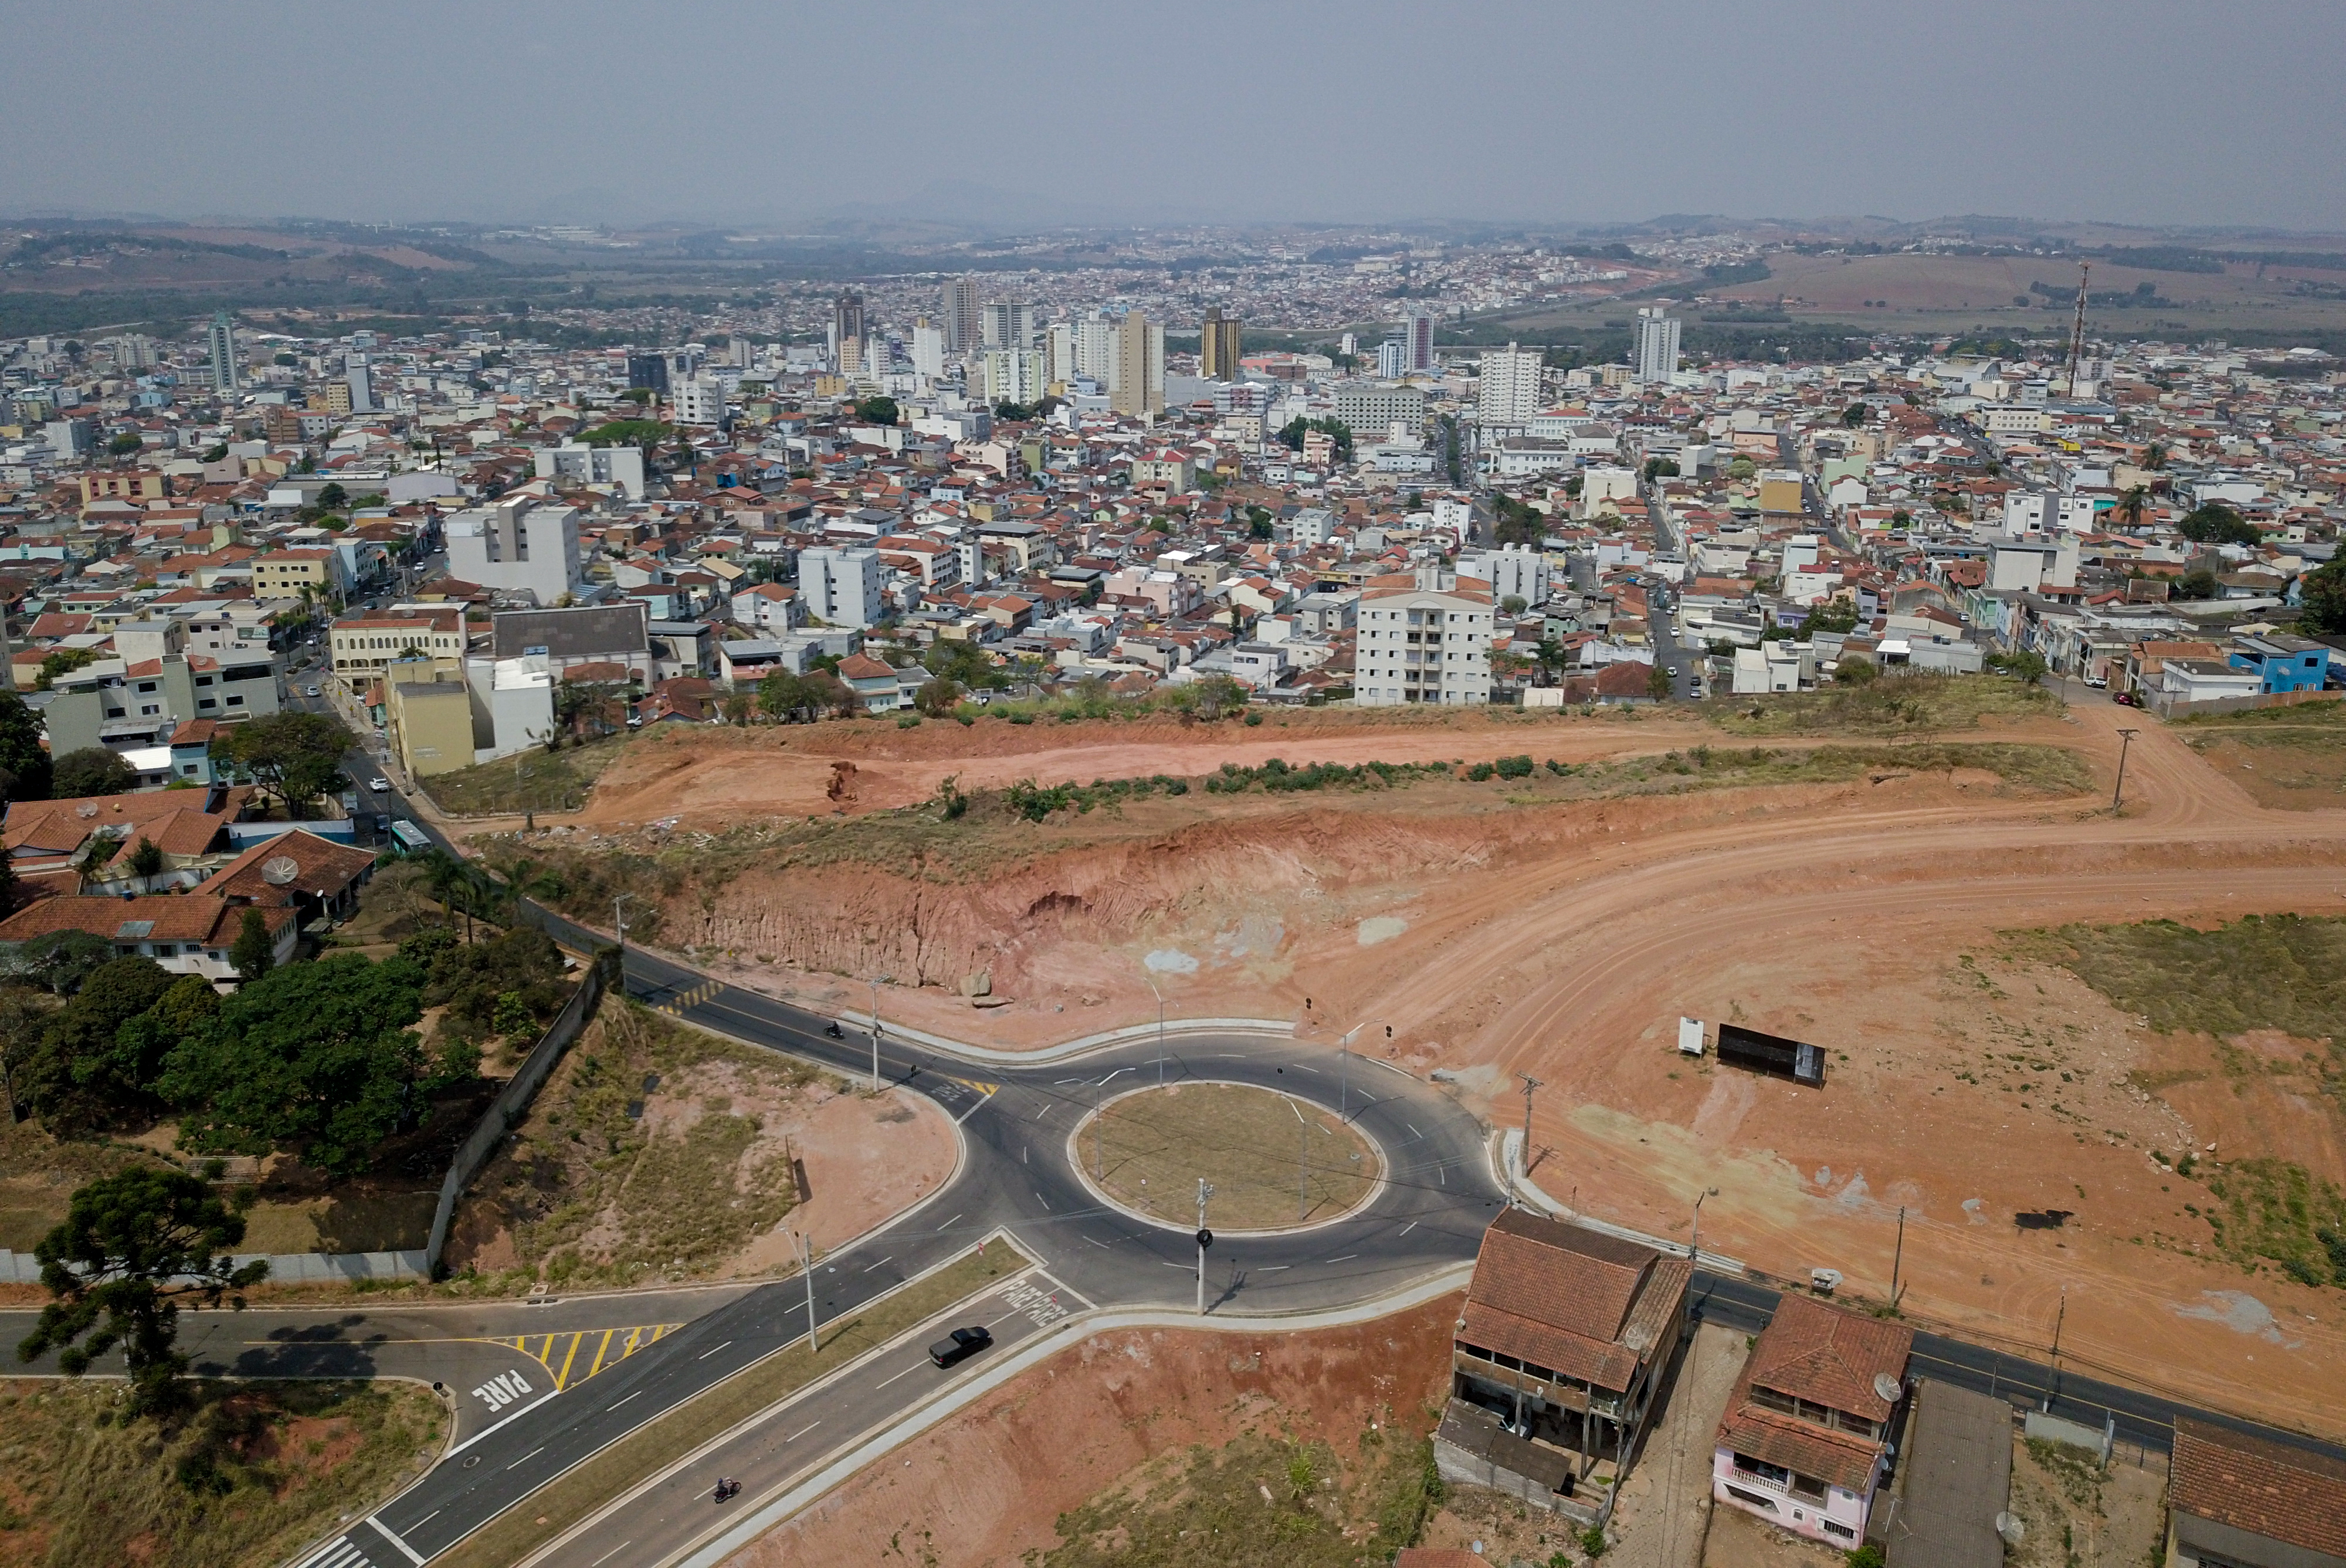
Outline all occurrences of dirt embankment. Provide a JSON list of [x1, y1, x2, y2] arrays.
[[720, 1294, 1460, 1568]]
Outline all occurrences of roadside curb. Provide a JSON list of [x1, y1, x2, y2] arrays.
[[1496, 1129, 1748, 1274], [824, 1009, 1299, 1064], [673, 1262, 1476, 1568]]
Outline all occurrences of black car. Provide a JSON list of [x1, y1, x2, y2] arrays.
[[927, 1325, 992, 1367]]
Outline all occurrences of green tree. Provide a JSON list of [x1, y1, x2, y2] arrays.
[[852, 396, 900, 426], [1246, 505, 1274, 541], [1646, 663, 1674, 701], [230, 908, 275, 981], [210, 711, 351, 817], [32, 646, 99, 693], [2177, 503, 2259, 547], [923, 639, 1004, 691], [1836, 655, 1878, 685], [1986, 650, 2049, 681], [2114, 485, 2150, 527], [157, 952, 429, 1177], [15, 956, 178, 1134], [50, 746, 136, 800], [2298, 559, 2346, 636], [11, 931, 113, 996], [1840, 402, 1867, 427], [315, 480, 348, 512], [15, 1167, 267, 1418], [2175, 566, 2223, 600], [125, 836, 165, 880], [914, 677, 964, 717], [1641, 457, 1681, 483], [107, 430, 144, 456]]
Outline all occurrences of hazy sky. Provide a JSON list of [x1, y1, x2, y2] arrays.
[[5, 1, 2342, 233]]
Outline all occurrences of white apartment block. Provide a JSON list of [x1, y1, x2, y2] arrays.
[[799, 545, 887, 629], [1633, 307, 1681, 382], [1353, 568, 1493, 706], [534, 442, 646, 498], [1460, 544, 1551, 607], [983, 348, 1049, 406], [1478, 343, 1543, 422], [446, 498, 583, 607], [671, 374, 726, 426]]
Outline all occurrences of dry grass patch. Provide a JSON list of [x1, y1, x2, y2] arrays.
[[1707, 672, 2058, 737], [419, 736, 629, 817], [0, 1378, 442, 1568], [1086, 1084, 1378, 1231]]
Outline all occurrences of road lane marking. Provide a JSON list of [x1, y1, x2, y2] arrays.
[[1035, 1192, 1050, 1209], [1259, 1265, 1290, 1272], [874, 1359, 929, 1390], [1097, 1067, 1129, 1087], [938, 1213, 963, 1230], [861, 1255, 895, 1273], [697, 1340, 734, 1360], [588, 1542, 635, 1567], [369, 1516, 426, 1566], [786, 1420, 823, 1441], [1327, 1254, 1358, 1262], [1400, 1220, 1419, 1236], [1085, 1235, 1110, 1247], [606, 1390, 640, 1411], [585, 1328, 615, 1380], [1405, 1122, 1422, 1141], [487, 1321, 674, 1391], [507, 1445, 546, 1470], [554, 1331, 584, 1389]]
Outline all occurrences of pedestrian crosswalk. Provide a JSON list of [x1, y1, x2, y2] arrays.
[[488, 1322, 680, 1391], [296, 1520, 417, 1568], [653, 979, 723, 1016]]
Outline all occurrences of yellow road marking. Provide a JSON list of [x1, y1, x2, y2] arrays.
[[486, 1322, 680, 1391]]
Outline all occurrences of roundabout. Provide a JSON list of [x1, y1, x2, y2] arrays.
[[1068, 1081, 1384, 1233]]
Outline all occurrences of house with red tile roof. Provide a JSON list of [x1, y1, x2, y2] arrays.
[[1437, 1209, 1691, 1525], [2167, 1416, 2346, 1567], [1711, 1294, 1913, 1546]]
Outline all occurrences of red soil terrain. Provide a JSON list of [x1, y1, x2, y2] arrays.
[[500, 700, 2346, 1440], [719, 1295, 1460, 1568]]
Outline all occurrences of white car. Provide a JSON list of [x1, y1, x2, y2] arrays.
[[368, 776, 391, 793], [303, 685, 321, 698]]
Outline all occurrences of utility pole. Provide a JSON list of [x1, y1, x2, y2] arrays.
[[1337, 1019, 1392, 1124], [797, 1231, 818, 1352], [613, 894, 632, 961], [1513, 1072, 1542, 1209], [1690, 1186, 1716, 1262], [866, 973, 892, 1092], [1195, 1179, 1215, 1316], [2112, 728, 2140, 812], [1890, 1206, 1907, 1308], [2065, 260, 2091, 393], [2046, 1285, 2067, 1413], [1299, 1100, 1310, 1223], [1147, 976, 1167, 1090]]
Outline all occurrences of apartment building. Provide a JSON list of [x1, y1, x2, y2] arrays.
[[446, 497, 583, 606], [1354, 567, 1493, 705], [534, 442, 646, 499], [250, 548, 340, 600], [43, 617, 280, 756]]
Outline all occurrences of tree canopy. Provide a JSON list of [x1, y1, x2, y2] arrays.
[[923, 639, 1006, 691], [209, 711, 350, 816], [50, 746, 135, 800], [2177, 502, 2260, 547], [852, 396, 900, 426], [15, 1166, 266, 1418], [0, 690, 55, 802], [2300, 559, 2346, 636]]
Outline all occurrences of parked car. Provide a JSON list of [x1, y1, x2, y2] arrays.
[[303, 685, 321, 698], [2084, 675, 2108, 688], [2111, 691, 2138, 706], [927, 1325, 992, 1367], [368, 776, 391, 792]]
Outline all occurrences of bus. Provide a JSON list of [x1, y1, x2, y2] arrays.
[[389, 820, 433, 855]]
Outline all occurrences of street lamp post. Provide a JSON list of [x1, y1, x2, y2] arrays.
[[867, 973, 893, 1092], [1689, 1186, 1718, 1263], [2113, 728, 2140, 812], [613, 894, 632, 961], [1146, 976, 1167, 1090]]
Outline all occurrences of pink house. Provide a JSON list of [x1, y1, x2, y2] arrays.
[[1711, 1294, 1911, 1547]]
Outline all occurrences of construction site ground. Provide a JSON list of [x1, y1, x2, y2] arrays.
[[463, 688, 2346, 1440]]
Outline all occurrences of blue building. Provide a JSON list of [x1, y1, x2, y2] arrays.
[[2229, 633, 2333, 694]]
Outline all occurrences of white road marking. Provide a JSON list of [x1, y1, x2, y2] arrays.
[[696, 1340, 733, 1360], [588, 1542, 635, 1567], [954, 1090, 996, 1125], [1326, 1254, 1358, 1263], [1400, 1220, 1419, 1236], [606, 1390, 640, 1411], [1259, 1265, 1290, 1272], [1405, 1122, 1422, 1141], [1097, 1067, 1129, 1087], [938, 1213, 964, 1230], [874, 1358, 930, 1390], [786, 1420, 822, 1441], [861, 1255, 894, 1273], [507, 1445, 546, 1470], [1085, 1235, 1110, 1248], [370, 1516, 426, 1566], [1035, 1192, 1050, 1210]]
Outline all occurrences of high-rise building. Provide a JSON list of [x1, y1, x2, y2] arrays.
[[111, 333, 157, 370], [1352, 566, 1494, 707], [1399, 312, 1434, 372], [205, 312, 239, 394], [672, 375, 726, 426], [1045, 322, 1078, 387], [1200, 306, 1242, 381], [1477, 342, 1543, 422], [981, 301, 1035, 351], [1073, 313, 1116, 383], [1111, 311, 1164, 416], [1377, 338, 1409, 379], [832, 291, 866, 349], [345, 354, 376, 414], [943, 275, 982, 353], [1633, 307, 1681, 383], [625, 352, 670, 395], [912, 318, 945, 381], [982, 348, 1048, 407]]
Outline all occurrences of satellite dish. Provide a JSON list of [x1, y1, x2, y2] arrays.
[[260, 856, 301, 885], [76, 803, 99, 818], [1874, 1373, 1904, 1405], [1996, 1512, 2025, 1547]]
